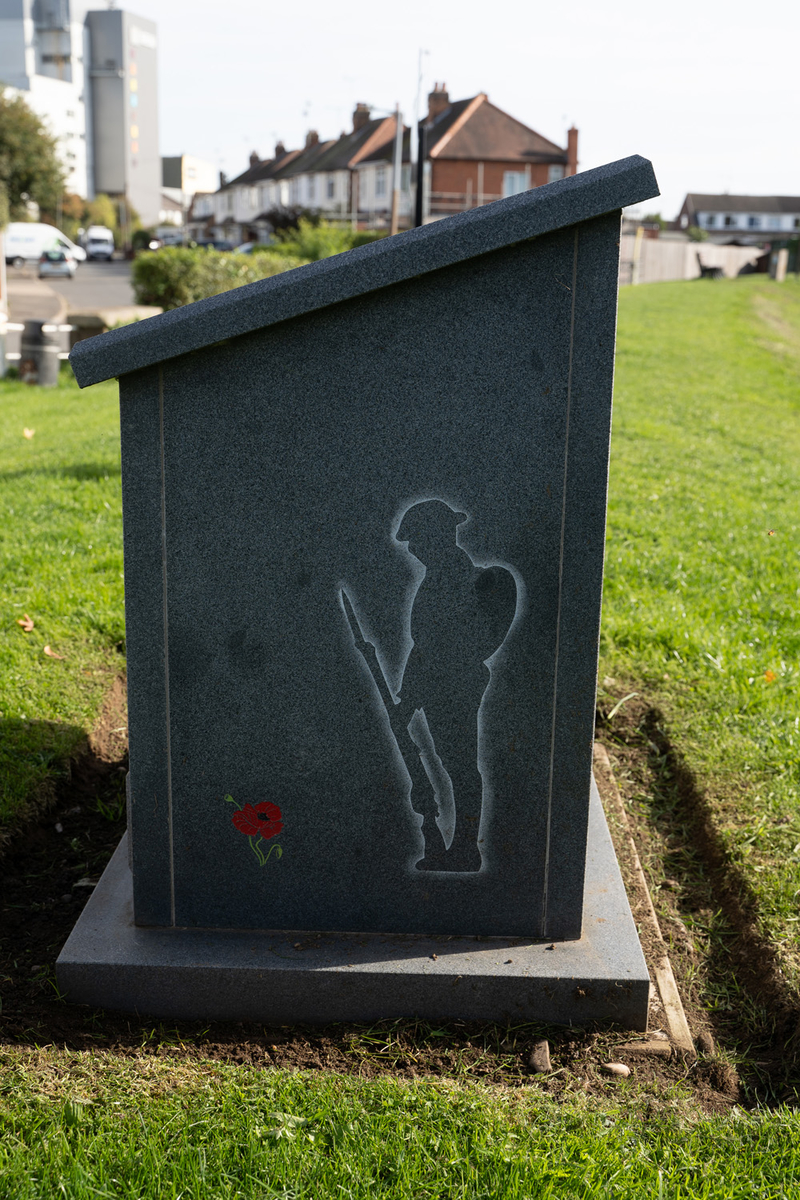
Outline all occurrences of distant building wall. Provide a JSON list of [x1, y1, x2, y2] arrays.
[[1, 0, 91, 196], [619, 234, 761, 285], [86, 9, 159, 225], [430, 159, 558, 214]]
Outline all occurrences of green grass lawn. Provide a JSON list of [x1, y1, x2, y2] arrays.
[[0, 370, 124, 837], [2, 277, 800, 1194], [1, 1051, 799, 1199], [603, 275, 800, 984]]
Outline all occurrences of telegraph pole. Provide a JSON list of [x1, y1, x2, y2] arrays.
[[390, 103, 403, 235]]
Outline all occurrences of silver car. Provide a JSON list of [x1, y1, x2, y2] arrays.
[[38, 249, 77, 279]]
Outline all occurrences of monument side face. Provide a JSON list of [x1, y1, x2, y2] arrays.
[[121, 212, 621, 938]]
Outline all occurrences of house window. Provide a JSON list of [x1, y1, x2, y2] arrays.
[[503, 171, 528, 198], [794, 217, 800, 229], [327, 176, 335, 199], [724, 214, 735, 227], [768, 216, 780, 229], [225, 192, 233, 212], [375, 167, 387, 198], [307, 175, 316, 201], [401, 164, 410, 192], [548, 165, 564, 183], [748, 215, 760, 228], [705, 214, 715, 226]]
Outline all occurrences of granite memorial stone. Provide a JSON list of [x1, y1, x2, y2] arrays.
[[58, 155, 660, 1027]]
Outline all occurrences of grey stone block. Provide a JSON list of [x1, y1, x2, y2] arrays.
[[56, 778, 650, 1028], [59, 155, 659, 1026]]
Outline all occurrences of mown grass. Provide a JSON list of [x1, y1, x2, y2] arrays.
[[0, 370, 124, 835], [603, 274, 800, 983], [3, 276, 800, 1194], [0, 1050, 798, 1199]]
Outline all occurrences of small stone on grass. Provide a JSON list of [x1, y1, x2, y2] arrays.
[[602, 1062, 631, 1078], [526, 1039, 552, 1073]]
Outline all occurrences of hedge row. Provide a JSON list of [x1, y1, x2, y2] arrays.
[[131, 247, 305, 311]]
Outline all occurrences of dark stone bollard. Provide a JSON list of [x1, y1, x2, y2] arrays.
[[20, 320, 60, 386]]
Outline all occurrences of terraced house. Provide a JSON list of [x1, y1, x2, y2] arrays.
[[201, 106, 410, 245], [192, 88, 578, 243]]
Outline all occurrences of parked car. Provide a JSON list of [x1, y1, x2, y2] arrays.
[[195, 239, 234, 251], [38, 249, 77, 279], [4, 222, 86, 266], [84, 225, 115, 260]]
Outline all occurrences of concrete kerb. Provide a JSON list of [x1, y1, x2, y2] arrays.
[[593, 741, 696, 1059]]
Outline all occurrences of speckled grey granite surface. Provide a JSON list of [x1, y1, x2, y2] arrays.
[[56, 779, 650, 1027], [65, 158, 659, 963], [70, 155, 658, 387]]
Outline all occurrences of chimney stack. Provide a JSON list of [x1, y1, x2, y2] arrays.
[[352, 102, 371, 132], [305, 130, 319, 148], [566, 126, 579, 177], [249, 151, 259, 168], [427, 83, 450, 121], [219, 170, 227, 188], [275, 140, 286, 157]]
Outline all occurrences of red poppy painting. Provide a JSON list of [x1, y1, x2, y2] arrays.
[[232, 801, 283, 840], [226, 795, 284, 866]]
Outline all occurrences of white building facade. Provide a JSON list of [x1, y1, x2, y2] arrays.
[[678, 194, 800, 244], [0, 0, 161, 224]]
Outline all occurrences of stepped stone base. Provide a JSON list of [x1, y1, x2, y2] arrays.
[[56, 779, 650, 1029]]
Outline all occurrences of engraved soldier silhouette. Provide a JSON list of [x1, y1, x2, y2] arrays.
[[342, 500, 517, 873]]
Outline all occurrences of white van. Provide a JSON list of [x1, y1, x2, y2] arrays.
[[4, 222, 86, 266], [84, 225, 115, 260]]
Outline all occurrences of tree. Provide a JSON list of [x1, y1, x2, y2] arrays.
[[0, 89, 65, 221], [87, 193, 118, 231]]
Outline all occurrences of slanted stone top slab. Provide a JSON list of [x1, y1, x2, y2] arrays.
[[70, 155, 658, 387]]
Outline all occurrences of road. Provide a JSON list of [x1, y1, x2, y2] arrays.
[[3, 259, 135, 366], [46, 258, 135, 309]]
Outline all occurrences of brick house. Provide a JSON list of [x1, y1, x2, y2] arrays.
[[420, 85, 578, 220]]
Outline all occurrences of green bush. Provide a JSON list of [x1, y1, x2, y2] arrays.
[[131, 246, 304, 310], [257, 218, 386, 262]]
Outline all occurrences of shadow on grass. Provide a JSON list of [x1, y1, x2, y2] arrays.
[[0, 717, 86, 851], [599, 701, 800, 1105], [0, 462, 121, 484]]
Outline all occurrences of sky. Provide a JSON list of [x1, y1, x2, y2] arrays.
[[122, 0, 799, 220]]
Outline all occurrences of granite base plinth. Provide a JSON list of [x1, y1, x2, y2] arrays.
[[56, 780, 650, 1029]]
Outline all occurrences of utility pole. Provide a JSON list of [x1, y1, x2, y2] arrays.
[[390, 103, 403, 235], [414, 121, 427, 229], [412, 48, 428, 230]]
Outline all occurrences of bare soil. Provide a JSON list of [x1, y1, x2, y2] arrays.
[[1, 676, 792, 1112]]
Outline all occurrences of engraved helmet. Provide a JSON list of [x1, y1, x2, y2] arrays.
[[396, 499, 468, 546]]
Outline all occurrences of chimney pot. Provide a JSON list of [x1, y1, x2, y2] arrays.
[[566, 126, 579, 177], [427, 84, 450, 122], [352, 102, 371, 132], [275, 140, 286, 157], [249, 151, 259, 168]]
